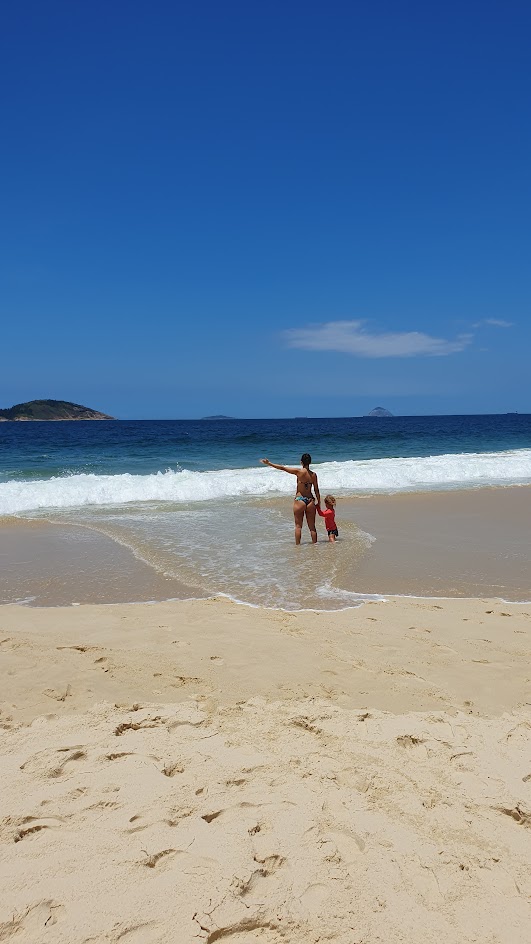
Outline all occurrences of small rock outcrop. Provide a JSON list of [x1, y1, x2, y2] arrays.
[[366, 407, 394, 417]]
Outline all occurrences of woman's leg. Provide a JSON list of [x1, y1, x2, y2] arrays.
[[293, 501, 305, 545], [305, 501, 318, 544]]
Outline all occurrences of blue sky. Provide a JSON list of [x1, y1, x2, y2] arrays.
[[1, 1, 530, 418]]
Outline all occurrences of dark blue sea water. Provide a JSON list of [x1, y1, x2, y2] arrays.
[[2, 414, 531, 484]]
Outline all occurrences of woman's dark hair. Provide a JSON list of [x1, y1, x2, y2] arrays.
[[301, 453, 312, 468]]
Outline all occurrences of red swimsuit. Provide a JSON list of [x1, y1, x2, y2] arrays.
[[317, 506, 336, 532]]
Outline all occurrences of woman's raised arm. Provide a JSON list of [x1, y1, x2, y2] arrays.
[[260, 458, 299, 474]]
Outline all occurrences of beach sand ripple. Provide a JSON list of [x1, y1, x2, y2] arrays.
[[1, 696, 531, 943], [1, 597, 530, 942]]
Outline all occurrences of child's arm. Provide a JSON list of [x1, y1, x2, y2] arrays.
[[316, 505, 325, 516], [313, 473, 321, 507]]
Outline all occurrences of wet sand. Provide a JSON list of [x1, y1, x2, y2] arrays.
[[337, 485, 531, 600], [0, 518, 202, 606], [2, 486, 530, 607]]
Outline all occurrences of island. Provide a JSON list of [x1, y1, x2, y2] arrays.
[[200, 414, 235, 421], [0, 399, 114, 421], [366, 407, 394, 417]]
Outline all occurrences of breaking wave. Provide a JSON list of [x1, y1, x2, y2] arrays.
[[2, 450, 531, 515]]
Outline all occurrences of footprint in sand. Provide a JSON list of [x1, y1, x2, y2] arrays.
[[396, 734, 425, 748], [323, 828, 365, 862], [237, 855, 286, 901], [161, 760, 185, 777], [164, 807, 195, 826], [56, 644, 100, 653], [201, 810, 223, 823], [298, 882, 331, 914], [496, 805, 531, 826], [13, 816, 63, 842], [203, 922, 284, 944], [20, 747, 86, 779], [114, 717, 165, 736], [140, 848, 177, 868], [0, 900, 64, 940], [42, 685, 72, 702], [126, 814, 151, 834], [114, 923, 162, 943], [94, 656, 113, 674]]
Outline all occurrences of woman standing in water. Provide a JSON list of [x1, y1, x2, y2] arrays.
[[260, 453, 321, 545]]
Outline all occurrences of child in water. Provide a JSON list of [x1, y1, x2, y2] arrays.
[[317, 494, 338, 542]]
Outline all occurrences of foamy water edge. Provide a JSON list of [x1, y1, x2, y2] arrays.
[[2, 449, 531, 515]]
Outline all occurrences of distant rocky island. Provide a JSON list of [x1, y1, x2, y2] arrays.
[[366, 407, 394, 417], [0, 399, 114, 421], [201, 414, 235, 421]]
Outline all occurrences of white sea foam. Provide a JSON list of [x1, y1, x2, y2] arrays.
[[315, 582, 385, 604], [2, 450, 531, 515]]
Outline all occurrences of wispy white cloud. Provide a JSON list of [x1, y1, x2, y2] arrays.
[[472, 318, 514, 328], [486, 318, 513, 327], [283, 320, 473, 358]]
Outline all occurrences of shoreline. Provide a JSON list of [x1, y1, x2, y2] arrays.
[[4, 589, 531, 613], [2, 484, 531, 608]]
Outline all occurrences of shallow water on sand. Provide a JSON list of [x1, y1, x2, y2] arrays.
[[38, 499, 379, 609], [2, 488, 530, 608]]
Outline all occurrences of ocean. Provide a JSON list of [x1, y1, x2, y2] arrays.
[[1, 414, 531, 608]]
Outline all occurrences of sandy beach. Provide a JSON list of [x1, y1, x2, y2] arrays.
[[2, 596, 531, 943]]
